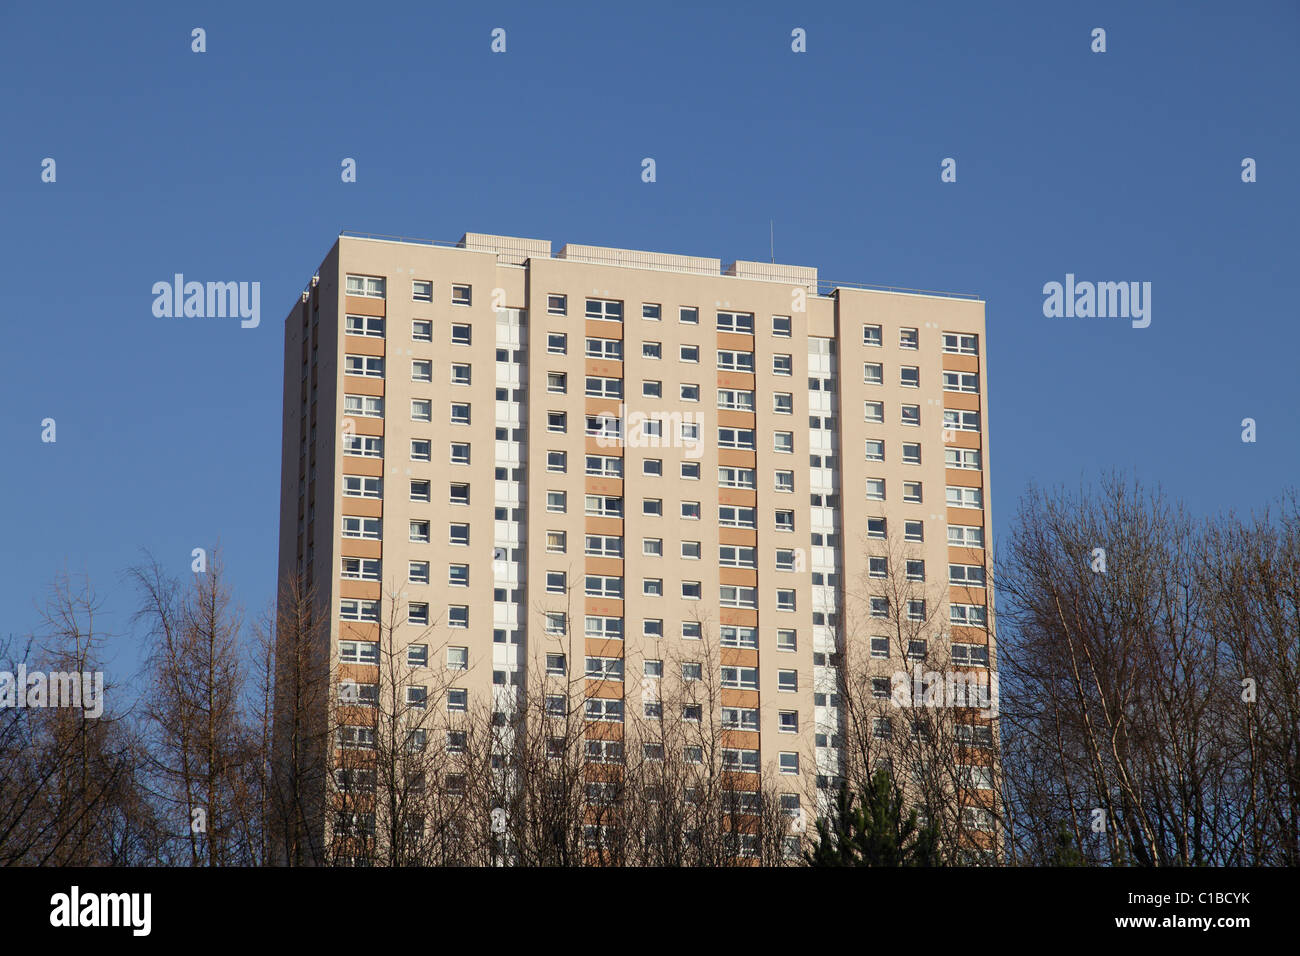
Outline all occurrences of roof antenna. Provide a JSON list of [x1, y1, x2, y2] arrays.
[[770, 220, 775, 264]]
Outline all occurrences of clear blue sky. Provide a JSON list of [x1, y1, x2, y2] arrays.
[[1, 1, 1296, 678]]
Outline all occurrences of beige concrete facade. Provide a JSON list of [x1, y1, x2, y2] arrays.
[[276, 231, 993, 819]]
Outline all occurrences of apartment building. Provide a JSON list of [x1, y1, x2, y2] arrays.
[[275, 231, 993, 859]]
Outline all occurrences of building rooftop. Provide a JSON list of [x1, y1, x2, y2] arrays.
[[336, 229, 982, 302]]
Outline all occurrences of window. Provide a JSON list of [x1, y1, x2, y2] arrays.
[[719, 466, 756, 489], [340, 599, 380, 622], [722, 707, 759, 731], [450, 363, 471, 385], [545, 411, 567, 434], [777, 589, 796, 612], [340, 557, 381, 581], [864, 400, 884, 423], [585, 494, 623, 517], [585, 298, 623, 321], [870, 637, 889, 660], [544, 695, 566, 718], [951, 604, 989, 627], [720, 625, 758, 649], [775, 470, 794, 493], [904, 481, 923, 504], [451, 323, 471, 345], [544, 612, 567, 635], [722, 749, 760, 773], [343, 475, 382, 499], [449, 403, 470, 425], [776, 629, 797, 652], [643, 578, 663, 597], [546, 450, 567, 473], [779, 752, 800, 775], [947, 486, 984, 509], [719, 545, 756, 568], [409, 560, 429, 584], [900, 327, 919, 349], [586, 575, 623, 599], [586, 455, 622, 477], [642, 498, 662, 517], [866, 478, 886, 501], [863, 324, 882, 347], [448, 564, 469, 587], [680, 540, 701, 560], [907, 600, 926, 622], [865, 439, 885, 462], [547, 371, 567, 394], [642, 380, 661, 398], [717, 429, 759, 452], [902, 442, 921, 465], [409, 479, 431, 502], [948, 524, 985, 548], [868, 556, 888, 578], [409, 439, 431, 462], [773, 392, 794, 414], [447, 606, 469, 629], [950, 564, 987, 587], [340, 434, 379, 463], [679, 581, 700, 600], [717, 387, 754, 411], [587, 616, 626, 639], [899, 366, 920, 388], [586, 534, 623, 557], [412, 319, 432, 341], [904, 520, 924, 542], [642, 302, 661, 320], [943, 332, 979, 355], [585, 375, 622, 399], [547, 294, 567, 315], [449, 523, 469, 545], [643, 341, 661, 359], [943, 370, 980, 393], [775, 510, 794, 532], [344, 394, 384, 418], [342, 516, 382, 540], [546, 530, 567, 553], [679, 344, 699, 363], [907, 559, 926, 582], [773, 314, 792, 337], [870, 597, 889, 618], [586, 657, 624, 681], [339, 641, 378, 665], [946, 448, 982, 470], [679, 306, 699, 324], [446, 688, 468, 712], [346, 275, 386, 298], [720, 586, 757, 608], [586, 336, 622, 360], [345, 354, 385, 378], [545, 570, 567, 594], [952, 643, 991, 668], [719, 505, 756, 528], [680, 500, 701, 520], [945, 409, 981, 432], [901, 404, 920, 427], [863, 362, 883, 385], [772, 354, 792, 376], [546, 491, 567, 513], [774, 432, 793, 453], [450, 443, 470, 464]]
